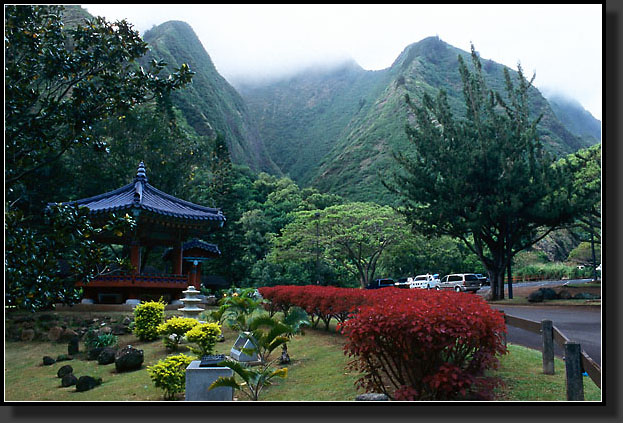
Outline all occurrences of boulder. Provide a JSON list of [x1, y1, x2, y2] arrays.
[[61, 374, 78, 387], [122, 316, 132, 326], [21, 329, 35, 342], [99, 326, 113, 335], [97, 347, 117, 365], [87, 347, 104, 361], [47, 326, 64, 342], [75, 376, 102, 392], [42, 356, 56, 366], [115, 346, 144, 373], [57, 365, 73, 379], [60, 328, 79, 342], [68, 336, 80, 356], [355, 393, 389, 401], [111, 324, 127, 335]]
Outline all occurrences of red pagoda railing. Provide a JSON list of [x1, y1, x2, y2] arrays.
[[78, 273, 190, 289]]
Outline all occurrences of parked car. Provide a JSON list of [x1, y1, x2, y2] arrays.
[[365, 278, 396, 289], [395, 277, 413, 289], [410, 274, 441, 290], [439, 273, 481, 292], [475, 274, 489, 286]]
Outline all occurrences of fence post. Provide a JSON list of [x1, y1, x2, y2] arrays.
[[499, 311, 507, 347], [541, 320, 554, 375], [564, 342, 584, 401]]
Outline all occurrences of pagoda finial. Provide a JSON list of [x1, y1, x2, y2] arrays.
[[135, 161, 147, 182]]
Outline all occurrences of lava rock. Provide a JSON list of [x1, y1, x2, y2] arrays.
[[47, 326, 64, 342], [21, 329, 35, 342], [87, 347, 104, 361], [68, 336, 80, 356], [60, 328, 79, 342], [42, 356, 56, 366], [355, 393, 389, 401], [111, 324, 127, 335], [57, 365, 73, 379], [97, 347, 117, 365], [61, 374, 78, 387], [76, 376, 102, 392], [115, 345, 143, 372]]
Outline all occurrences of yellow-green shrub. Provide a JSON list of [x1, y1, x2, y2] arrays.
[[185, 322, 222, 358], [157, 316, 199, 350], [133, 300, 165, 341], [147, 353, 195, 400]]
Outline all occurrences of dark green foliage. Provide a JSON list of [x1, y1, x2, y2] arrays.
[[386, 45, 584, 300], [5, 205, 135, 311], [5, 6, 193, 311]]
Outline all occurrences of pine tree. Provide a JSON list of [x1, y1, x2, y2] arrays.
[[386, 45, 583, 300]]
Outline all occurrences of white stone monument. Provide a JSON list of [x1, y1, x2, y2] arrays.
[[179, 285, 204, 320]]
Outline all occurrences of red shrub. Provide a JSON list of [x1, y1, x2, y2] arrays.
[[339, 289, 507, 400]]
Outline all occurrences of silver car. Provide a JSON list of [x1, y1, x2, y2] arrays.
[[439, 273, 481, 292]]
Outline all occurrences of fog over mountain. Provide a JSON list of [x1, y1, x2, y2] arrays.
[[81, 4, 602, 121]]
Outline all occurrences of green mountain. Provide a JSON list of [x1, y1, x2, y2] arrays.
[[240, 36, 599, 203], [546, 94, 601, 143], [141, 21, 279, 174]]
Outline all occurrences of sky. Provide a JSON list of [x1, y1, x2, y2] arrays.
[[82, 4, 602, 120]]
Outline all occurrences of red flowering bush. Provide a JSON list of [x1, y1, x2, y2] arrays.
[[339, 289, 507, 401]]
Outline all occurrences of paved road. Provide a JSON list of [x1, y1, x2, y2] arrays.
[[478, 278, 595, 293], [490, 304, 602, 365]]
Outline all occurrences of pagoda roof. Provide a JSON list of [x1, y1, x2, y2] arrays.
[[58, 162, 225, 223], [163, 239, 221, 261]]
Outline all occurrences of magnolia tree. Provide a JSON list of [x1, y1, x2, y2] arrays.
[[271, 202, 410, 287]]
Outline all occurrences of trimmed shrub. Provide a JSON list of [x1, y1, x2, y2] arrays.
[[147, 353, 195, 400], [133, 300, 165, 341], [185, 322, 222, 358], [339, 289, 507, 400], [157, 317, 199, 350]]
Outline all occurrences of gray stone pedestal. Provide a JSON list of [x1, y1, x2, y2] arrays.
[[185, 361, 234, 401]]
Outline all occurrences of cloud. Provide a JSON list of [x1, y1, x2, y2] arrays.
[[81, 4, 602, 120]]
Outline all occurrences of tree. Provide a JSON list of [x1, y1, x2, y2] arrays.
[[273, 202, 410, 288], [386, 45, 582, 300], [556, 144, 601, 279], [6, 5, 193, 198], [5, 5, 193, 310]]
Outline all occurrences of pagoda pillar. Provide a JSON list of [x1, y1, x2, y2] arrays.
[[130, 242, 141, 275]]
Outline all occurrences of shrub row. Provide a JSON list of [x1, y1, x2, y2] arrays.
[[258, 285, 370, 330], [259, 285, 507, 400]]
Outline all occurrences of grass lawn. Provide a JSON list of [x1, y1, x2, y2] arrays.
[[4, 311, 601, 402]]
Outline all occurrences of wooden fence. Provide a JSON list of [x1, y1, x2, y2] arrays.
[[500, 311, 601, 400]]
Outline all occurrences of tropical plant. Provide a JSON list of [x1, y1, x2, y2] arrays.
[[83, 330, 119, 351], [147, 353, 195, 400], [208, 360, 287, 401]]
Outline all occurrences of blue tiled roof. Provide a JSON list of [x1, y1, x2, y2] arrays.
[[162, 239, 221, 261], [56, 162, 226, 222]]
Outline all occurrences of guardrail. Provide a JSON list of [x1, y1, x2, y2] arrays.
[[499, 311, 601, 400]]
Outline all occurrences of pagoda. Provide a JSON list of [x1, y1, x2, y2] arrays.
[[55, 162, 226, 304]]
